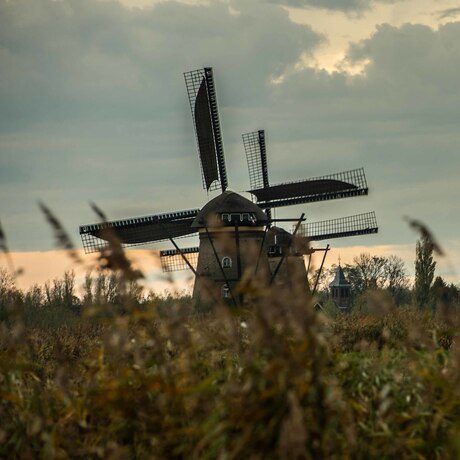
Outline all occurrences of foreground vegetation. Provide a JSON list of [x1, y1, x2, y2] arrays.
[[1, 211, 459, 458], [1, 281, 460, 459]]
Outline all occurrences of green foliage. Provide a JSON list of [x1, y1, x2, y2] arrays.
[[431, 276, 460, 307], [415, 236, 436, 309]]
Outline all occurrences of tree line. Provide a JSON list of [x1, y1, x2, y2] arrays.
[[0, 235, 458, 314], [316, 235, 459, 310]]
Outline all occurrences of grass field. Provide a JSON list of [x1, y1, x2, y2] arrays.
[[1, 283, 460, 459]]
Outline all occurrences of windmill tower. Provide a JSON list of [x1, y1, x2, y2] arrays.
[[190, 191, 270, 304], [79, 67, 379, 304], [265, 226, 310, 290]]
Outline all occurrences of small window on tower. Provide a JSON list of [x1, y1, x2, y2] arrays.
[[222, 256, 232, 268], [222, 284, 231, 298]]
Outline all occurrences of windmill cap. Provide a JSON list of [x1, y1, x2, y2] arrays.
[[266, 226, 310, 254], [266, 226, 292, 247], [191, 190, 268, 228]]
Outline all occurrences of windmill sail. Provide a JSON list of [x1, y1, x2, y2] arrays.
[[80, 209, 199, 254], [160, 247, 199, 272], [297, 212, 378, 241], [243, 129, 272, 220], [243, 130, 269, 190], [185, 67, 227, 192], [251, 168, 368, 208]]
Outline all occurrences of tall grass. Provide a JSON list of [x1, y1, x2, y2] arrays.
[[1, 209, 459, 458], [1, 284, 460, 459]]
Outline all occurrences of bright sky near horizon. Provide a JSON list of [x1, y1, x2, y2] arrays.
[[1, 0, 459, 292]]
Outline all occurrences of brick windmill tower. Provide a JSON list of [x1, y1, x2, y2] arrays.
[[190, 191, 270, 303]]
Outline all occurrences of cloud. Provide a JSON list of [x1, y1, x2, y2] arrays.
[[265, 0, 402, 13], [0, 0, 322, 127], [263, 21, 460, 256], [437, 7, 460, 20], [0, 0, 323, 249]]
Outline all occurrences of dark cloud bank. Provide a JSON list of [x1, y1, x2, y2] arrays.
[[0, 0, 459, 259]]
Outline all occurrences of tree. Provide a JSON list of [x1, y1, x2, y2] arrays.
[[0, 268, 16, 305], [414, 236, 436, 308], [0, 269, 23, 319], [24, 284, 44, 308], [346, 253, 387, 295], [384, 255, 411, 305], [83, 271, 144, 308], [321, 253, 411, 307], [43, 271, 78, 309], [431, 276, 460, 306]]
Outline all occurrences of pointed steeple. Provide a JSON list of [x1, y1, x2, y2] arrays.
[[329, 264, 352, 312], [329, 265, 351, 288]]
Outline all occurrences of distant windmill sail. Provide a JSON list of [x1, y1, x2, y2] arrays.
[[297, 212, 378, 241], [80, 209, 199, 254], [160, 247, 199, 272], [185, 67, 227, 192]]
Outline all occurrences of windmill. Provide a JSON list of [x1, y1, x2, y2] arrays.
[[79, 67, 378, 304], [241, 129, 378, 291]]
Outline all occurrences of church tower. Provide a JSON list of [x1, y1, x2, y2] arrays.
[[329, 263, 352, 312]]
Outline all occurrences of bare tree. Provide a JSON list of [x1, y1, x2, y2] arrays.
[[0, 268, 22, 309], [346, 253, 387, 294], [384, 255, 410, 305]]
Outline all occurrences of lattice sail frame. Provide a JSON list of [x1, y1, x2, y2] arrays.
[[184, 67, 227, 192], [254, 168, 369, 208], [242, 130, 269, 191], [80, 209, 199, 254], [160, 247, 199, 272], [297, 212, 378, 241]]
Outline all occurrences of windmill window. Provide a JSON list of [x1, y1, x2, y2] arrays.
[[268, 245, 282, 257], [222, 257, 232, 268], [221, 284, 231, 298]]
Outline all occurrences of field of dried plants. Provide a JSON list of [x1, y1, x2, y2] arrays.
[[1, 282, 460, 459], [1, 210, 460, 459]]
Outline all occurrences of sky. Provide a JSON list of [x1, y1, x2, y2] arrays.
[[0, 0, 459, 292]]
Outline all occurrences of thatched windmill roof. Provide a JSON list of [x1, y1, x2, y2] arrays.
[[191, 191, 268, 228]]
